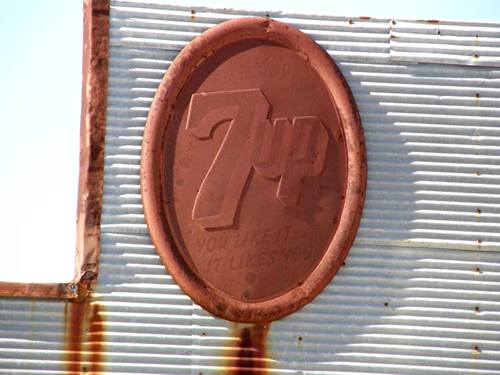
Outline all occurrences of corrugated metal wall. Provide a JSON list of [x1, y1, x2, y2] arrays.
[[391, 20, 500, 67], [2, 1, 500, 374]]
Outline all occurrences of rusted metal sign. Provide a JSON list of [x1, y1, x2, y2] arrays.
[[141, 17, 366, 322]]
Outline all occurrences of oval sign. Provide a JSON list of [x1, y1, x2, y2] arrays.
[[141, 17, 366, 322]]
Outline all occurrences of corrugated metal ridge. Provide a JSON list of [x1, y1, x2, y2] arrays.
[[109, 2, 391, 64], [113, 0, 392, 21], [112, 0, 500, 68], [391, 21, 500, 67], [111, 0, 500, 26]]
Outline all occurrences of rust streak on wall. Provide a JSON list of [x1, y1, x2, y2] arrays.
[[64, 302, 84, 374], [88, 303, 105, 373], [226, 323, 270, 374], [64, 300, 105, 374]]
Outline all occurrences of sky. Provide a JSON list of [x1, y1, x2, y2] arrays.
[[0, 0, 499, 283], [0, 1, 82, 282]]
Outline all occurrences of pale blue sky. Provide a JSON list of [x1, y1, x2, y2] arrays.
[[1, 0, 499, 282], [0, 1, 82, 281]]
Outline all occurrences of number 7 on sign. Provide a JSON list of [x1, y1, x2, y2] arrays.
[[186, 89, 328, 229]]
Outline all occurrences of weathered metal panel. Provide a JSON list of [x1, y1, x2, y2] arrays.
[[2, 1, 500, 374], [390, 20, 500, 67]]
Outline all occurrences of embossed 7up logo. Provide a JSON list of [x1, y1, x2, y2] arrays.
[[186, 89, 328, 229]]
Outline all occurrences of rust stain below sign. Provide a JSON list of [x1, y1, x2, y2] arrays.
[[64, 300, 105, 374], [226, 323, 270, 374], [141, 17, 366, 323]]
